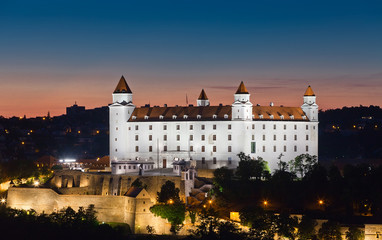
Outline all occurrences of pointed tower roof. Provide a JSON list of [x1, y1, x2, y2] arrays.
[[235, 81, 249, 94], [114, 76, 132, 94], [198, 89, 208, 100], [304, 85, 315, 96]]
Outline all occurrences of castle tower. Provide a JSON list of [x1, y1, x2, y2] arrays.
[[232, 81, 253, 120], [109, 76, 135, 166], [197, 89, 210, 106], [301, 85, 318, 121]]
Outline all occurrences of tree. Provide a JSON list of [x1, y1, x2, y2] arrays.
[[131, 178, 147, 189], [157, 180, 181, 203], [289, 154, 318, 178], [298, 215, 318, 240], [276, 212, 298, 239], [345, 226, 364, 240], [240, 206, 277, 240], [213, 167, 233, 193], [150, 204, 185, 234], [318, 220, 342, 240], [236, 152, 270, 181]]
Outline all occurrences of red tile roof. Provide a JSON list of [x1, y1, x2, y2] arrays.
[[128, 105, 309, 121], [235, 81, 249, 94], [198, 89, 208, 100], [304, 86, 315, 96]]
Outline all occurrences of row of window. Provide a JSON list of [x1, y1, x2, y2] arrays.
[[123, 145, 310, 153], [128, 124, 313, 131], [117, 165, 154, 170], [127, 134, 310, 141]]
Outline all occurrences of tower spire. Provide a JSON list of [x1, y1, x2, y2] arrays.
[[197, 89, 210, 106], [304, 85, 315, 96], [114, 75, 132, 93], [235, 81, 249, 94]]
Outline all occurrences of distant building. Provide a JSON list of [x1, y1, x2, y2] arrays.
[[109, 76, 319, 173], [66, 102, 86, 116]]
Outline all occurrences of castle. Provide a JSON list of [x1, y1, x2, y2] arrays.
[[109, 76, 318, 173]]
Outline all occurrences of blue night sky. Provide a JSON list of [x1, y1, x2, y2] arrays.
[[0, 0, 381, 117]]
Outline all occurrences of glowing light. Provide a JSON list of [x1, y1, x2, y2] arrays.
[[169, 199, 174, 204], [209, 200, 212, 204], [59, 158, 76, 163], [21, 141, 25, 145], [96, 130, 100, 134], [263, 200, 268, 206], [33, 181, 40, 187], [78, 130, 81, 134], [318, 200, 324, 205], [42, 117, 46, 120], [203, 205, 206, 208], [1, 198, 6, 204]]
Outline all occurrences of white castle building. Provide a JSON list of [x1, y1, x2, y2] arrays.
[[109, 76, 318, 174]]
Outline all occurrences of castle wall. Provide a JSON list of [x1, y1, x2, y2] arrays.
[[6, 187, 170, 234]]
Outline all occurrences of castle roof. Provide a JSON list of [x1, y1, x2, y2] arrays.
[[114, 76, 132, 94], [128, 105, 309, 122], [198, 89, 208, 100], [304, 85, 315, 96], [125, 187, 144, 197], [235, 81, 249, 94]]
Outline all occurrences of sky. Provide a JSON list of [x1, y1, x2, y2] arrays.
[[0, 0, 381, 117]]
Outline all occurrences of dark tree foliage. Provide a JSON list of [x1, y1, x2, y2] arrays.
[[157, 180, 181, 203], [318, 220, 342, 240], [345, 226, 364, 240], [298, 215, 318, 240], [236, 152, 270, 181], [150, 204, 186, 234]]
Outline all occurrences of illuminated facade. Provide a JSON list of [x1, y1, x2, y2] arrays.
[[109, 76, 318, 174]]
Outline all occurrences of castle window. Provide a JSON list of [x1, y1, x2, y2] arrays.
[[273, 146, 276, 152], [228, 124, 231, 130], [190, 125, 193, 130], [129, 166, 131, 169], [213, 135, 216, 141], [270, 115, 274, 119], [284, 124, 286, 130], [197, 115, 201, 119], [228, 157, 232, 165], [252, 124, 255, 129], [177, 135, 180, 141], [263, 146, 266, 152], [302, 116, 307, 120], [164, 146, 167, 151], [213, 124, 216, 130], [133, 166, 136, 169], [124, 166, 126, 169], [213, 115, 217, 119], [115, 138, 117, 141], [149, 125, 152, 130], [190, 135, 193, 141], [115, 148, 117, 152], [159, 115, 164, 119], [228, 135, 232, 141], [149, 135, 152, 141], [213, 146, 217, 152], [306, 125, 309, 130], [274, 124, 276, 130], [294, 135, 297, 141], [144, 116, 149, 120], [284, 135, 286, 141], [224, 114, 228, 119], [202, 158, 205, 164], [201, 135, 205, 141], [176, 125, 180, 130], [259, 114, 263, 119], [131, 116, 136, 120], [184, 115, 188, 119], [201, 125, 205, 130], [149, 146, 152, 152], [306, 146, 309, 152], [294, 146, 297, 152], [163, 135, 167, 141], [252, 135, 255, 140], [263, 124, 265, 129], [280, 115, 284, 120], [190, 146, 193, 151], [116, 113, 118, 115], [306, 135, 309, 140], [294, 124, 297, 130], [213, 158, 217, 164], [284, 146, 287, 152], [116, 127, 119, 131], [263, 135, 265, 141], [202, 146, 205, 152], [290, 115, 294, 120], [228, 146, 232, 152], [135, 146, 139, 152], [172, 115, 177, 119], [273, 135, 276, 141], [135, 135, 139, 141], [163, 125, 167, 130], [135, 125, 139, 130], [119, 166, 121, 169], [177, 146, 180, 151]]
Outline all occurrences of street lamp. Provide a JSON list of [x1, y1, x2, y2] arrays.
[[169, 199, 173, 204], [33, 181, 40, 187], [263, 200, 268, 207], [318, 200, 324, 205], [1, 198, 6, 204], [208, 200, 212, 204]]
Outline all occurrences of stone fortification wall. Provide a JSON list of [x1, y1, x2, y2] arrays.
[[50, 171, 187, 202], [6, 187, 170, 234]]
